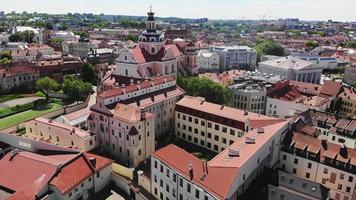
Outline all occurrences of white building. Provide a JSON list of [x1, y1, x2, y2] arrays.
[[197, 50, 220, 72], [265, 80, 341, 119], [51, 31, 79, 41], [268, 171, 330, 200], [25, 117, 97, 152], [211, 46, 257, 71], [62, 39, 97, 59], [259, 56, 323, 84], [151, 119, 290, 200]]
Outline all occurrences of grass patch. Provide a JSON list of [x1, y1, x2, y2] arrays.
[[35, 91, 46, 97], [0, 102, 63, 130], [0, 102, 35, 118], [0, 94, 28, 103]]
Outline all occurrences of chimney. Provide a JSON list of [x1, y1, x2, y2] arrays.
[[339, 144, 348, 158], [188, 161, 193, 180], [137, 81, 141, 90], [89, 157, 97, 168], [321, 140, 328, 150], [220, 105, 224, 110], [121, 84, 126, 94], [140, 109, 145, 121], [48, 119, 53, 123]]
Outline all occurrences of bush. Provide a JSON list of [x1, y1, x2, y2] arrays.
[[0, 102, 34, 118]]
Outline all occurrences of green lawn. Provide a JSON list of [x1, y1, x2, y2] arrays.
[[0, 103, 63, 130]]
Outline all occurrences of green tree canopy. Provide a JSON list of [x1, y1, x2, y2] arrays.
[[254, 39, 284, 61], [62, 76, 92, 101], [8, 30, 35, 43], [81, 62, 97, 84], [345, 40, 356, 49], [177, 76, 231, 105], [36, 77, 59, 100], [305, 40, 320, 50]]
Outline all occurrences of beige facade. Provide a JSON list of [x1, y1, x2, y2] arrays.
[[339, 88, 356, 118], [89, 103, 155, 167], [25, 117, 96, 151], [280, 133, 356, 200], [174, 96, 285, 153]]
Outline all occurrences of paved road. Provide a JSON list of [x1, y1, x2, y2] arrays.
[[0, 97, 44, 109]]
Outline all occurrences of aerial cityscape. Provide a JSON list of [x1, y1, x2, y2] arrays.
[[0, 1, 356, 200]]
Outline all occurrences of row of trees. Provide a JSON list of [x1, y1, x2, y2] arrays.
[[177, 76, 231, 105], [36, 62, 96, 102], [9, 30, 35, 43], [36, 76, 92, 102]]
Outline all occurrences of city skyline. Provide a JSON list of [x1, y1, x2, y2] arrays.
[[1, 0, 356, 22]]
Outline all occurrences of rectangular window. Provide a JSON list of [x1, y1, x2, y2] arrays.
[[195, 189, 200, 198], [308, 162, 312, 169]]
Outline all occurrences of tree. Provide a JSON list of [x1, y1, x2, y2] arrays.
[[22, 30, 35, 43], [81, 62, 97, 84], [345, 41, 356, 49], [177, 76, 231, 105], [305, 40, 319, 50], [254, 39, 284, 61], [62, 76, 92, 102], [9, 32, 22, 42], [36, 77, 59, 100], [9, 31, 35, 43]]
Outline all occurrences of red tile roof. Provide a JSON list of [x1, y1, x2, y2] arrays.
[[84, 153, 113, 172], [319, 80, 342, 98], [0, 151, 58, 192], [50, 155, 93, 194], [7, 175, 47, 200], [152, 145, 238, 199], [291, 132, 356, 165]]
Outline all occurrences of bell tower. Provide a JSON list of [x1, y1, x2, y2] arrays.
[[146, 5, 157, 32]]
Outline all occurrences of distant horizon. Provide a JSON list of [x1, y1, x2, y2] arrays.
[[1, 0, 356, 22]]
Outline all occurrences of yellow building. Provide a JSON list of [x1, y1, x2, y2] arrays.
[[175, 96, 284, 153], [339, 88, 356, 117]]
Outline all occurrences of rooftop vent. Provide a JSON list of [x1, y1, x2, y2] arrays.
[[245, 136, 256, 144], [228, 148, 240, 157], [257, 128, 265, 134]]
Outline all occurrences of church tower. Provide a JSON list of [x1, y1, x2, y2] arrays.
[[138, 5, 165, 55]]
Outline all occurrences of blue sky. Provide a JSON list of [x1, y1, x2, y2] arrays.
[[1, 0, 356, 21]]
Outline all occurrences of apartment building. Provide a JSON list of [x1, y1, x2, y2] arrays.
[[197, 50, 220, 72], [97, 75, 185, 138], [266, 80, 342, 119], [280, 132, 356, 200], [268, 171, 330, 200], [297, 109, 356, 149], [228, 71, 282, 114], [211, 46, 257, 71], [25, 117, 96, 151], [89, 103, 155, 167], [151, 120, 290, 200], [259, 56, 323, 84], [174, 96, 284, 153], [339, 88, 356, 118]]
